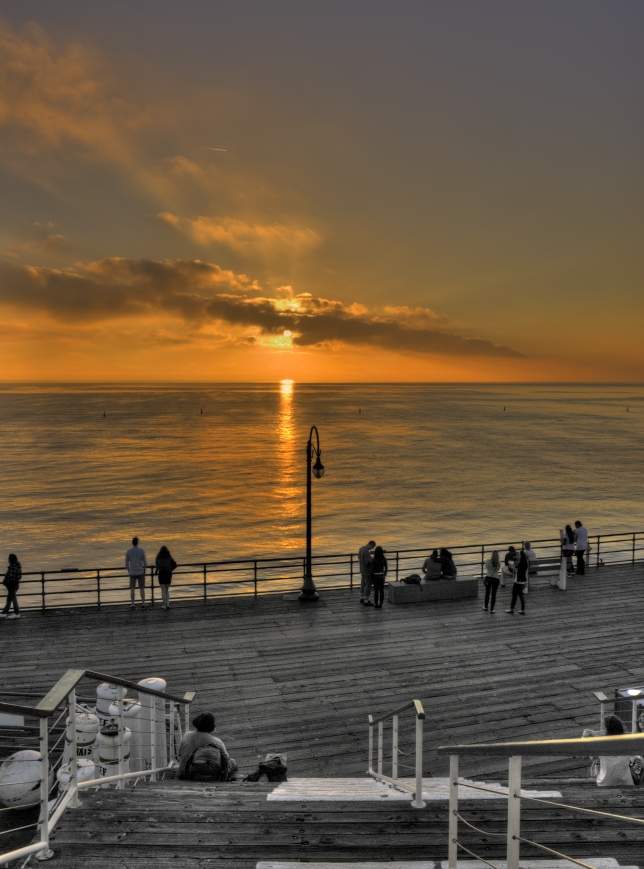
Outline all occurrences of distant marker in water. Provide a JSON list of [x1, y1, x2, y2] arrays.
[[201, 408, 203, 414], [504, 406, 506, 411], [359, 408, 361, 414], [103, 411, 105, 417]]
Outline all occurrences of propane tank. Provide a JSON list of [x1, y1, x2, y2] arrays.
[[62, 711, 100, 767], [95, 722, 131, 786], [0, 750, 54, 809], [108, 698, 142, 771], [56, 758, 95, 792]]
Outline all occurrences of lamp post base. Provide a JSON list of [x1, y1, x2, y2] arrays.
[[299, 573, 319, 602]]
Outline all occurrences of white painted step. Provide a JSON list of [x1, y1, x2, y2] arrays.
[[267, 777, 562, 802]]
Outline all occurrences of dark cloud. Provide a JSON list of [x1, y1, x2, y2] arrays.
[[0, 258, 523, 359]]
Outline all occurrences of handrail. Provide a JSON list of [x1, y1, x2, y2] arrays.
[[0, 669, 196, 865], [443, 732, 644, 869], [0, 670, 196, 718], [369, 699, 425, 726], [438, 733, 644, 756]]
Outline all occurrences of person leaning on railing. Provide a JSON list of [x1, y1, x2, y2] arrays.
[[0, 553, 22, 620], [582, 714, 634, 787]]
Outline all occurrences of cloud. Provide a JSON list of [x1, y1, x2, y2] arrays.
[[0, 257, 523, 358], [0, 19, 146, 166], [156, 213, 323, 256]]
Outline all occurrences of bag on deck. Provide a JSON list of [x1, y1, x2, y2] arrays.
[[402, 574, 421, 584], [245, 753, 288, 783]]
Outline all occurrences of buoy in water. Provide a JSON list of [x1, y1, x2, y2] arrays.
[[0, 750, 53, 808]]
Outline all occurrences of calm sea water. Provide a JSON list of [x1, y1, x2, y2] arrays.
[[0, 382, 643, 573]]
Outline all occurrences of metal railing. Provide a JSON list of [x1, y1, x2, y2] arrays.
[[0, 670, 195, 865], [9, 529, 644, 611], [438, 733, 644, 869], [367, 700, 425, 808]]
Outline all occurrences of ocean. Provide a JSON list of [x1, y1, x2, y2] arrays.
[[0, 382, 643, 574]]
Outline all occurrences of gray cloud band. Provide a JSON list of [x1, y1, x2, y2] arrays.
[[0, 260, 523, 359]]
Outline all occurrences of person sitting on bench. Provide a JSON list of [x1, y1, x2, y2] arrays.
[[439, 548, 457, 578], [421, 549, 442, 580], [178, 712, 238, 781]]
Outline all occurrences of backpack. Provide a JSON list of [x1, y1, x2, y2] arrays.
[[402, 574, 421, 584], [185, 744, 225, 781]]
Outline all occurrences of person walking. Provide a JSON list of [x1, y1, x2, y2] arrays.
[[506, 549, 528, 615], [0, 554, 22, 619], [574, 520, 588, 575], [370, 546, 388, 609], [482, 550, 500, 613], [358, 540, 376, 606], [560, 525, 575, 575], [126, 537, 148, 610], [155, 545, 177, 610]]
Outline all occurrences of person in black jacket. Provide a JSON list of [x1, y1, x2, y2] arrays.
[[506, 549, 528, 615], [1, 554, 22, 620], [370, 546, 388, 609], [155, 546, 177, 610]]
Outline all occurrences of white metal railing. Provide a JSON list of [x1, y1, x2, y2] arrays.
[[438, 733, 644, 869], [367, 700, 425, 808], [0, 670, 195, 864]]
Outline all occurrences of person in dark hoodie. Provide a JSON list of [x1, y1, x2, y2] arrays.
[[0, 554, 22, 619], [178, 712, 237, 781], [506, 549, 528, 615]]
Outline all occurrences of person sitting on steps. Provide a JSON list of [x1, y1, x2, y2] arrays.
[[178, 712, 238, 781]]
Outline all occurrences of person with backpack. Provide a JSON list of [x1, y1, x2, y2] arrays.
[[178, 712, 237, 781], [370, 545, 388, 609], [155, 545, 177, 610], [0, 554, 22, 620]]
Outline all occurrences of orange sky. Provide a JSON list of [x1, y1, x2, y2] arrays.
[[0, 4, 642, 381]]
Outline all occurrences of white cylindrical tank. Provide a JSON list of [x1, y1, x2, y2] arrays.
[[62, 711, 100, 766], [0, 750, 53, 809], [137, 678, 167, 772], [96, 684, 119, 728], [96, 723, 131, 785], [56, 758, 95, 792], [108, 698, 142, 771]]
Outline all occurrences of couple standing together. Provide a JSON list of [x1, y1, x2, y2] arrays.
[[358, 540, 388, 608]]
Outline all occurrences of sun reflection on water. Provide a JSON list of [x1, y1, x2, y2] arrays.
[[275, 381, 300, 544]]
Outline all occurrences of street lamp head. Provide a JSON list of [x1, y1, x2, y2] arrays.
[[312, 456, 325, 479]]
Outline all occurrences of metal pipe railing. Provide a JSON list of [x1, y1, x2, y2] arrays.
[[367, 699, 425, 808], [0, 669, 196, 865], [8, 529, 644, 611], [438, 733, 644, 869]]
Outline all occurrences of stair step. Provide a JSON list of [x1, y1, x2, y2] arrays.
[[257, 862, 638, 869]]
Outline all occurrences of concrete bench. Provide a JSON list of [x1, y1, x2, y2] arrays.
[[387, 577, 479, 604], [527, 556, 567, 590]]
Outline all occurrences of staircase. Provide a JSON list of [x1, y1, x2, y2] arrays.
[[44, 777, 643, 868]]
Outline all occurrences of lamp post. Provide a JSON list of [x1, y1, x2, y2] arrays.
[[299, 425, 324, 602]]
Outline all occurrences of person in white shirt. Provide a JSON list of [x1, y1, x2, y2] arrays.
[[582, 714, 633, 787], [524, 541, 538, 576], [574, 520, 588, 575], [125, 537, 148, 609]]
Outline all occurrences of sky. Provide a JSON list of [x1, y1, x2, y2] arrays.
[[0, 0, 642, 382]]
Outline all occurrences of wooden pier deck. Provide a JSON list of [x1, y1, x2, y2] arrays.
[[2, 562, 644, 865]]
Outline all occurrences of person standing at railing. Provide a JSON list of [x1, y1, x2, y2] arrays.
[[358, 540, 376, 606], [574, 520, 588, 575], [482, 550, 500, 613], [560, 525, 575, 575], [0, 553, 22, 620], [126, 537, 148, 610], [505, 549, 527, 615], [370, 546, 388, 609], [155, 546, 177, 610], [501, 545, 517, 587]]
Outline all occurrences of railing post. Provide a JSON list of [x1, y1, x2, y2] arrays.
[[41, 572, 46, 612], [596, 535, 601, 568], [36, 717, 54, 860], [203, 563, 207, 602], [633, 532, 636, 565], [169, 703, 177, 764], [367, 715, 373, 773], [68, 689, 80, 808], [377, 721, 383, 775], [481, 544, 485, 578], [395, 551, 399, 582], [632, 699, 638, 734], [448, 754, 459, 869], [254, 560, 258, 600], [151, 698, 157, 782], [506, 755, 522, 869], [350, 553, 354, 590], [184, 703, 190, 737], [150, 566, 155, 607], [412, 713, 426, 808], [117, 686, 125, 788], [96, 570, 101, 608], [392, 714, 398, 780]]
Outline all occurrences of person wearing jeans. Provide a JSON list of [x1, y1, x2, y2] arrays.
[[574, 520, 588, 575], [370, 545, 388, 609], [483, 550, 500, 613], [1, 554, 22, 620], [506, 550, 528, 615], [358, 540, 376, 606]]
